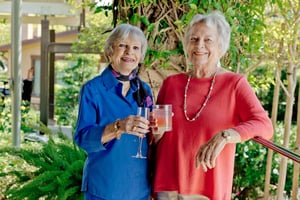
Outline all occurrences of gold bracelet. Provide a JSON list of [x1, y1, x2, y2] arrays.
[[113, 119, 121, 139]]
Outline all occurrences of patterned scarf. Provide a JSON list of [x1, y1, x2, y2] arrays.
[[110, 65, 153, 107]]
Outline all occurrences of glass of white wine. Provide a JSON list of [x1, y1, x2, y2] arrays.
[[132, 107, 150, 159]]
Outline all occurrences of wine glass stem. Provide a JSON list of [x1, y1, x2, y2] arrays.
[[138, 137, 143, 156]]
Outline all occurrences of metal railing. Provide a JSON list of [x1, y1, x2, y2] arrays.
[[252, 136, 300, 163]]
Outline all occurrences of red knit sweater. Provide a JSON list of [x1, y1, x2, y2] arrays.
[[153, 72, 274, 200]]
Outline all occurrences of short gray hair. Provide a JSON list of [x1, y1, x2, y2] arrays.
[[183, 11, 231, 58], [104, 24, 148, 63]]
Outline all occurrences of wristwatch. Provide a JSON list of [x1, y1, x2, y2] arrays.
[[113, 119, 122, 139], [221, 130, 231, 142]]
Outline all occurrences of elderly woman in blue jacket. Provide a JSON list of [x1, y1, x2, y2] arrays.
[[74, 24, 153, 200]]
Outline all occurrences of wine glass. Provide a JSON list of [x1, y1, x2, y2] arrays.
[[132, 107, 150, 159]]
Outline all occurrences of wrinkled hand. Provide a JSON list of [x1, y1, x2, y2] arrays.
[[119, 115, 150, 137], [195, 132, 227, 172], [149, 113, 165, 143]]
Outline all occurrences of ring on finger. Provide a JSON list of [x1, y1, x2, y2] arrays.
[[132, 126, 137, 131]]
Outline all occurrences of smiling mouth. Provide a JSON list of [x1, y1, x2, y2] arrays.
[[122, 57, 135, 62], [193, 51, 207, 56]]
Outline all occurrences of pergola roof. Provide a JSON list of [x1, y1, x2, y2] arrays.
[[0, 0, 80, 26]]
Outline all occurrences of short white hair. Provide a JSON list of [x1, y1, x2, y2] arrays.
[[104, 24, 148, 63], [183, 11, 231, 57]]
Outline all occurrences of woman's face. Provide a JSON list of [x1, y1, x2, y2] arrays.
[[110, 35, 142, 75], [186, 22, 221, 68]]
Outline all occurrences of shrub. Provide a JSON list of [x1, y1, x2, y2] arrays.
[[0, 127, 86, 200]]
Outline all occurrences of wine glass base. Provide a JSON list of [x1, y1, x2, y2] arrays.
[[132, 154, 147, 159]]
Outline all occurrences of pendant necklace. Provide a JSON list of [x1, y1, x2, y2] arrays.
[[183, 69, 218, 121]]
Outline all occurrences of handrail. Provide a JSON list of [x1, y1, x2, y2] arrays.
[[252, 136, 300, 163]]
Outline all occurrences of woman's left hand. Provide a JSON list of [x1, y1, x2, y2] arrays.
[[195, 132, 227, 172]]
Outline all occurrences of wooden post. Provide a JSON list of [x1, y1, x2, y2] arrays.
[[263, 38, 284, 200], [263, 67, 281, 200], [49, 30, 55, 121], [292, 77, 300, 199], [40, 18, 49, 130], [276, 62, 297, 199]]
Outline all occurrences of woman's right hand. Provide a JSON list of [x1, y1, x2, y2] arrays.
[[118, 115, 150, 137], [102, 115, 150, 144]]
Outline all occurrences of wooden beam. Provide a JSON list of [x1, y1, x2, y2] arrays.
[[47, 43, 73, 53], [0, 1, 78, 16], [47, 43, 103, 54], [0, 15, 80, 26]]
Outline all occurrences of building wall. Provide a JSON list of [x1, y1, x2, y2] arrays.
[[0, 30, 78, 80]]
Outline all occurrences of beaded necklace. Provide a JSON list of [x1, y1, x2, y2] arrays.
[[183, 69, 218, 121]]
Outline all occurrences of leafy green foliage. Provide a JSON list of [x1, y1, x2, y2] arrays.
[[0, 98, 11, 132], [234, 140, 269, 199], [0, 97, 38, 134], [106, 0, 270, 73], [261, 70, 300, 122], [0, 129, 85, 200], [247, 65, 275, 108], [55, 54, 99, 125], [233, 122, 298, 199], [0, 23, 10, 45], [71, 10, 112, 53]]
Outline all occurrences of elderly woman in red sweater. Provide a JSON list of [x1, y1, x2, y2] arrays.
[[151, 10, 274, 200]]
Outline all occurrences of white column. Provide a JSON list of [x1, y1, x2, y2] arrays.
[[11, 0, 22, 148]]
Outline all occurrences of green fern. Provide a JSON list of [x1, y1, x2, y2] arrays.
[[0, 133, 85, 200]]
